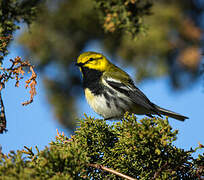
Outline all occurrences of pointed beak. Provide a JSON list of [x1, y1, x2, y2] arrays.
[[75, 62, 83, 67]]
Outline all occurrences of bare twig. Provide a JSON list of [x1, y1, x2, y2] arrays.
[[0, 57, 37, 106], [0, 56, 37, 133], [22, 64, 37, 105], [88, 164, 136, 180]]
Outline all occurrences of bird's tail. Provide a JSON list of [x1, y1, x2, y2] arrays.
[[155, 105, 189, 121]]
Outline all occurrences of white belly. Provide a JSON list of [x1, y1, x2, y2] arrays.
[[84, 88, 131, 119]]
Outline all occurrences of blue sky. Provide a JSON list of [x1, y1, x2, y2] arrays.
[[0, 33, 204, 158]]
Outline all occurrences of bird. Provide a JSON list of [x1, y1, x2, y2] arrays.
[[76, 51, 188, 121]]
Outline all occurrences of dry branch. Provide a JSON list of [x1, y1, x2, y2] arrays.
[[0, 56, 37, 133], [88, 164, 136, 180]]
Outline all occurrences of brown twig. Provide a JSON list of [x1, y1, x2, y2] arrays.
[[0, 57, 37, 133], [22, 64, 37, 105], [0, 57, 37, 106], [88, 164, 136, 180]]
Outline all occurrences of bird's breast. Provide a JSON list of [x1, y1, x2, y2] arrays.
[[84, 88, 132, 119], [85, 88, 95, 102], [81, 67, 103, 95]]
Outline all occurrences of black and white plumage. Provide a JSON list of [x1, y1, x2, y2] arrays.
[[76, 52, 189, 121]]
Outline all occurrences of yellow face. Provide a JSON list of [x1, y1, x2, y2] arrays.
[[76, 51, 110, 72]]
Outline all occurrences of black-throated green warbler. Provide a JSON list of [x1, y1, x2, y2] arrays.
[[76, 51, 188, 121]]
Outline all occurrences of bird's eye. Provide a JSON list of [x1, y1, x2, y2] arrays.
[[89, 58, 94, 61]]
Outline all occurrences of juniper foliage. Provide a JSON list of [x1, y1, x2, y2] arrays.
[[0, 0, 41, 62], [0, 114, 203, 179]]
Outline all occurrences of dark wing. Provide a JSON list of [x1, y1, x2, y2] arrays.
[[105, 78, 160, 115]]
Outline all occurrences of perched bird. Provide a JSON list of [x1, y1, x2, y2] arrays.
[[76, 51, 188, 121]]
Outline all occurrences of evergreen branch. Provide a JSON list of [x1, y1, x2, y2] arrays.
[[152, 162, 168, 179], [23, 146, 34, 156]]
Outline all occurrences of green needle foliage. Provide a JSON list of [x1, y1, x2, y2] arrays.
[[1, 114, 203, 179], [94, 0, 153, 35], [0, 0, 41, 62]]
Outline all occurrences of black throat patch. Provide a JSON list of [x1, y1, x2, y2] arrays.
[[81, 67, 103, 95]]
